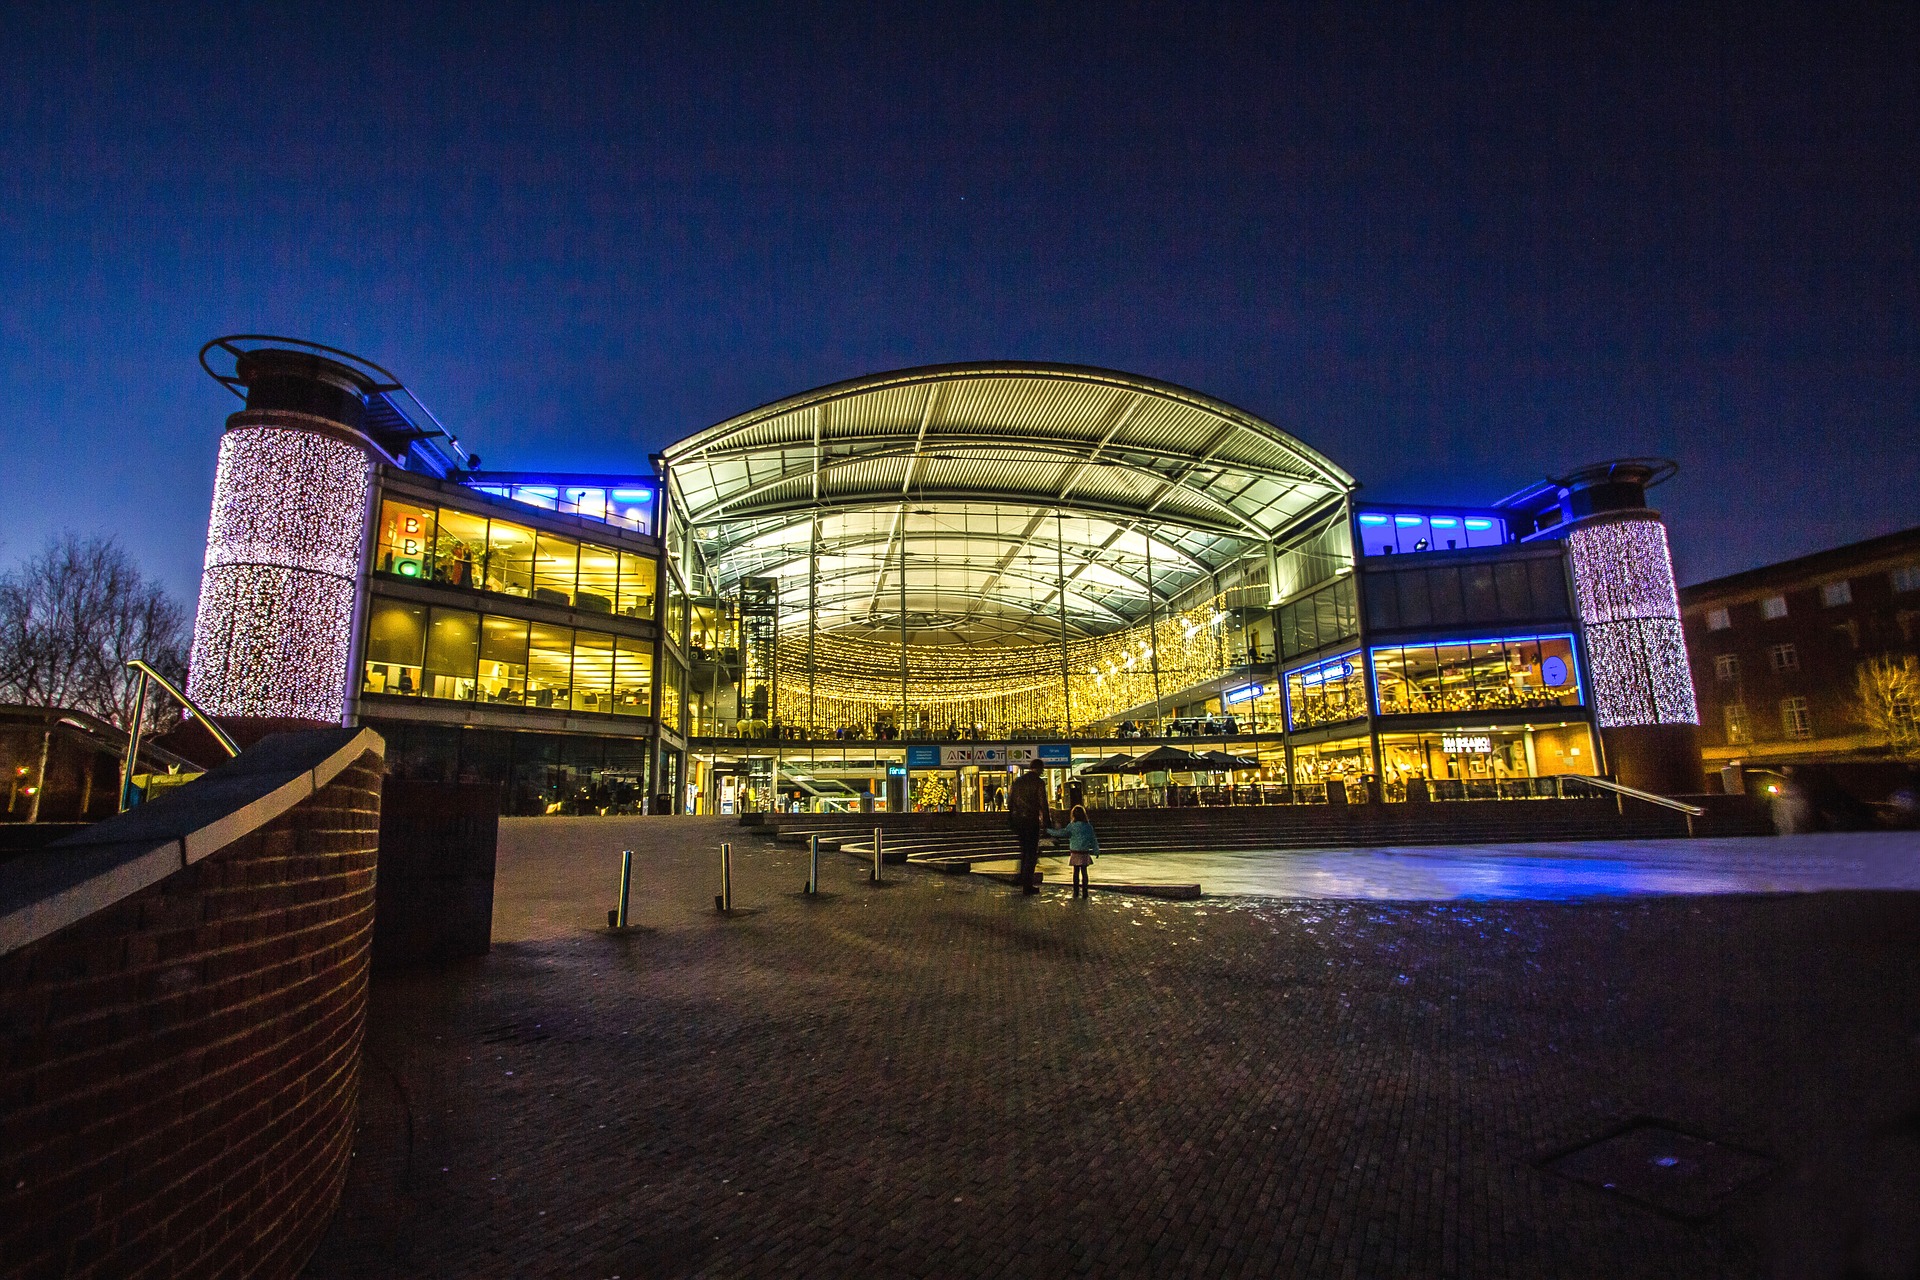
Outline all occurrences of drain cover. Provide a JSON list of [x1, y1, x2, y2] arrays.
[[1545, 1121, 1772, 1220]]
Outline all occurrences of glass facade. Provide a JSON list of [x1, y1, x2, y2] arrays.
[[1371, 634, 1581, 716], [1283, 652, 1367, 730], [1377, 724, 1597, 796], [372, 719, 654, 815], [1356, 511, 1507, 557], [463, 482, 655, 535], [373, 496, 658, 619], [363, 599, 652, 715]]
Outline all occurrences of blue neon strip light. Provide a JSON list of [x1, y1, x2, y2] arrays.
[[1430, 517, 1459, 527], [1464, 518, 1495, 530], [1357, 513, 1389, 525], [1394, 515, 1423, 526]]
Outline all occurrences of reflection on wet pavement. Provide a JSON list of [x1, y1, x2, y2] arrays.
[[1008, 832, 1920, 901]]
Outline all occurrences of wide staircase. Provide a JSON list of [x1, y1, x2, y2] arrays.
[[751, 792, 1772, 869]]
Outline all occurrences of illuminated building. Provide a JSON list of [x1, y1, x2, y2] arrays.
[[184, 342, 1703, 814], [1681, 523, 1920, 776]]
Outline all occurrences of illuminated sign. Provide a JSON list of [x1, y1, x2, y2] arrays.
[[886, 766, 907, 776], [1542, 655, 1569, 687], [1223, 683, 1265, 704], [1293, 659, 1354, 687], [1442, 734, 1493, 754], [905, 745, 939, 768]]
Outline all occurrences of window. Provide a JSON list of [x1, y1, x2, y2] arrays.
[[1284, 652, 1367, 729], [477, 616, 529, 704], [617, 551, 657, 620], [484, 520, 537, 597], [613, 635, 653, 716], [576, 544, 619, 615], [373, 499, 436, 579], [423, 608, 481, 701], [1705, 607, 1732, 631], [1820, 580, 1852, 607], [1767, 643, 1799, 672], [1761, 595, 1788, 620], [362, 600, 426, 695], [1723, 703, 1749, 743], [434, 508, 489, 589], [572, 630, 615, 714], [527, 624, 574, 711], [1832, 620, 1860, 650], [1892, 565, 1920, 594], [1714, 654, 1740, 681], [1368, 635, 1581, 718], [1780, 696, 1812, 740]]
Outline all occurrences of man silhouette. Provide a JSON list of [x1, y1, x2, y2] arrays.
[[1006, 758, 1052, 895]]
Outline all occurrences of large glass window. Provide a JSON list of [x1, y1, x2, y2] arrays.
[[572, 630, 615, 714], [362, 600, 661, 722], [423, 608, 481, 701], [1371, 634, 1580, 715], [374, 499, 436, 580], [661, 662, 683, 731], [1377, 724, 1596, 795], [485, 520, 537, 597], [617, 550, 657, 620], [532, 531, 580, 606], [613, 636, 653, 717], [1284, 652, 1366, 729], [435, 508, 488, 590], [478, 615, 529, 705], [363, 600, 426, 695], [576, 543, 619, 615], [528, 623, 574, 711]]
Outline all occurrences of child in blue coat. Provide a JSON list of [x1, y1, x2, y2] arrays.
[[1048, 805, 1100, 897]]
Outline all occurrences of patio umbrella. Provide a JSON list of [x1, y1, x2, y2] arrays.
[[1078, 753, 1137, 776], [1128, 745, 1208, 773], [1197, 749, 1258, 771]]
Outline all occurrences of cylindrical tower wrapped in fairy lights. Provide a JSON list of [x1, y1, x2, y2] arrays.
[[1553, 460, 1704, 794], [186, 342, 384, 725]]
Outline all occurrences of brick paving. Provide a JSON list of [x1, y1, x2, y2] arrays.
[[303, 817, 1920, 1278]]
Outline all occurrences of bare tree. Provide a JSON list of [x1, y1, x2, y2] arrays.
[[1855, 653, 1920, 762], [0, 534, 190, 729]]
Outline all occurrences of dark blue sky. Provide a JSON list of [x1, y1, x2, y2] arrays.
[[3, 2, 1914, 601]]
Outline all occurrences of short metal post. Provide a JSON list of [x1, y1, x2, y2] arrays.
[[717, 841, 734, 912], [805, 834, 819, 894], [872, 826, 883, 882], [612, 848, 633, 928]]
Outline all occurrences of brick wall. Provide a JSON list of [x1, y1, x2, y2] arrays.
[[0, 752, 382, 1279]]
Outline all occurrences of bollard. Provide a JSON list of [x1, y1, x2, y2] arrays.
[[872, 826, 883, 882], [805, 833, 819, 894], [609, 848, 634, 928], [716, 841, 733, 912]]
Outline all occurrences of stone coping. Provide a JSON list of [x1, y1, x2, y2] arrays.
[[0, 727, 384, 958]]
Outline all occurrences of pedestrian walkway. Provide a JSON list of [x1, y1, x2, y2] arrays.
[[304, 818, 1920, 1278]]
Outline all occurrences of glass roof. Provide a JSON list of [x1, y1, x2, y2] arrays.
[[664, 364, 1355, 646]]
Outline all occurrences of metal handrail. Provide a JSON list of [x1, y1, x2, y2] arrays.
[[1563, 774, 1705, 817], [119, 660, 240, 813]]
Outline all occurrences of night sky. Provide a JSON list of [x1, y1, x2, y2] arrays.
[[3, 3, 1914, 602]]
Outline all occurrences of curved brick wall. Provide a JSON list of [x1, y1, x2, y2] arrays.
[[0, 731, 383, 1279]]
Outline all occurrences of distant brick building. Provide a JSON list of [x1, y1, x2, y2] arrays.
[[1680, 526, 1920, 772]]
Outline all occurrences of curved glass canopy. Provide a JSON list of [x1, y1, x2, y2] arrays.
[[664, 363, 1355, 650]]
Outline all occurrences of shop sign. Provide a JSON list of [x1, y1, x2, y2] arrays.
[[1224, 683, 1265, 704], [905, 745, 940, 768], [1442, 734, 1493, 754], [1542, 655, 1569, 687], [886, 765, 907, 776], [1037, 743, 1071, 763]]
